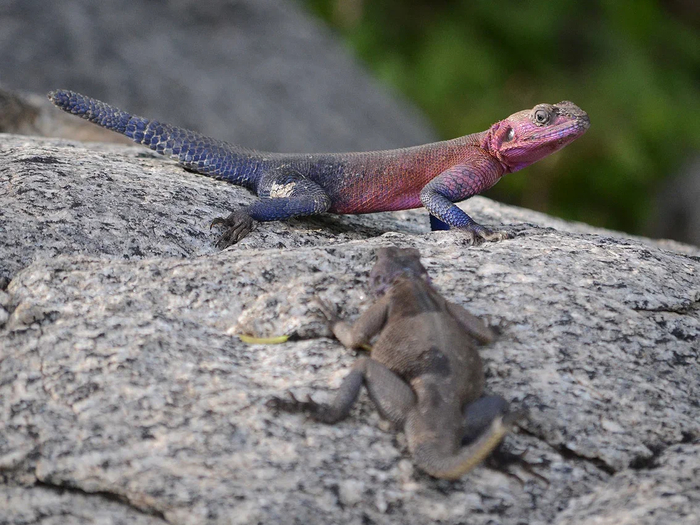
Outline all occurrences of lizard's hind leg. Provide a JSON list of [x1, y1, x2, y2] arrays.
[[212, 171, 331, 248], [268, 358, 368, 424], [461, 395, 511, 445], [268, 357, 416, 426], [461, 396, 546, 482]]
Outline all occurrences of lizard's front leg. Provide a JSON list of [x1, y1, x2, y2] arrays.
[[420, 151, 510, 244], [317, 296, 389, 350], [446, 301, 496, 345], [212, 173, 331, 248]]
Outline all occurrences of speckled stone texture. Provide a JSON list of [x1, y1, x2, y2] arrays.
[[0, 134, 699, 524]]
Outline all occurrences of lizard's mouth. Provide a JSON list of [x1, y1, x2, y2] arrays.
[[497, 110, 590, 173]]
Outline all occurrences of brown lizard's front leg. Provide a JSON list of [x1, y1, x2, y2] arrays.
[[446, 301, 495, 345], [317, 296, 389, 350]]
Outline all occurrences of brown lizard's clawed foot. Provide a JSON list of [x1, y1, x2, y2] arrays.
[[211, 210, 255, 248], [266, 392, 338, 423], [266, 392, 308, 414], [486, 444, 550, 485], [314, 297, 341, 326], [313, 297, 372, 352]]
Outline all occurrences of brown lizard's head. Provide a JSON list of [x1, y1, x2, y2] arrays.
[[482, 101, 590, 173], [370, 247, 430, 295]]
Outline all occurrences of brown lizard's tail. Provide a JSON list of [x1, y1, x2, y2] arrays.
[[48, 90, 262, 188], [411, 412, 520, 480]]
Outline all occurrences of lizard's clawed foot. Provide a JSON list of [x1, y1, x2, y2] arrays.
[[314, 297, 341, 326], [266, 392, 308, 414], [313, 298, 368, 351], [487, 446, 550, 485], [484, 410, 549, 485], [459, 224, 512, 245], [267, 392, 337, 423], [211, 210, 255, 248]]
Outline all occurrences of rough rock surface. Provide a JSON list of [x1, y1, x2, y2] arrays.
[[1, 134, 699, 524]]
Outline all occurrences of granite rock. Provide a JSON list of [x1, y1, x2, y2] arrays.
[[0, 134, 699, 524]]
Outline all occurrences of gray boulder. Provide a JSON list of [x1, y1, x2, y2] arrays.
[[1, 133, 698, 524]]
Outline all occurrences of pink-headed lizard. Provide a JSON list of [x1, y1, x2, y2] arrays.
[[49, 91, 589, 247]]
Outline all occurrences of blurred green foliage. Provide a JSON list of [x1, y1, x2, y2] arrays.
[[306, 0, 700, 235]]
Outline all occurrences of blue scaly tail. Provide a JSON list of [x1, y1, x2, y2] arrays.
[[49, 90, 262, 189]]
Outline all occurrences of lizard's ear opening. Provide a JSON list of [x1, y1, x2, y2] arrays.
[[486, 121, 515, 152], [496, 125, 515, 144]]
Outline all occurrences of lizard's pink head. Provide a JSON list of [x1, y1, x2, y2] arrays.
[[483, 101, 590, 173]]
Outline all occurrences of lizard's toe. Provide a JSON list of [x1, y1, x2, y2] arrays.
[[267, 392, 339, 422], [502, 408, 528, 427], [460, 224, 512, 244], [461, 230, 479, 246], [215, 228, 248, 249], [266, 392, 307, 414], [314, 296, 340, 325], [210, 216, 226, 228], [487, 444, 550, 485], [211, 210, 255, 248], [479, 229, 512, 242]]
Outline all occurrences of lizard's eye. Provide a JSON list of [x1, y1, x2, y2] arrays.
[[503, 128, 514, 142], [534, 109, 550, 124]]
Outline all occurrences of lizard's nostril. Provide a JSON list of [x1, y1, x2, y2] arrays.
[[581, 114, 591, 129]]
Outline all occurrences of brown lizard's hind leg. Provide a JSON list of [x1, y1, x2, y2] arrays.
[[361, 359, 416, 426], [411, 412, 516, 480], [462, 396, 547, 483], [407, 396, 518, 480], [461, 395, 511, 445], [268, 358, 416, 426], [268, 358, 367, 424]]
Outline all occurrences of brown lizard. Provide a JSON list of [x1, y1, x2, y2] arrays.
[[268, 246, 523, 479]]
